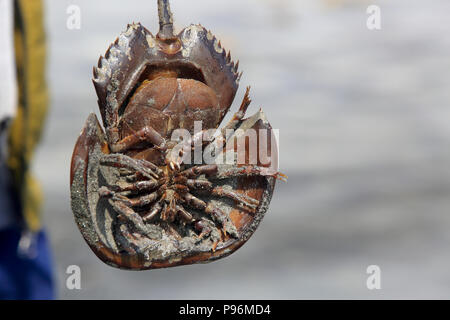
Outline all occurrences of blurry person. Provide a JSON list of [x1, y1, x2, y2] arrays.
[[0, 0, 54, 299]]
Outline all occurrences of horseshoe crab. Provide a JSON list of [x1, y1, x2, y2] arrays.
[[70, 0, 283, 270]]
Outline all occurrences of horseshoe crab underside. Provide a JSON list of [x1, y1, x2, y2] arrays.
[[70, 110, 277, 270]]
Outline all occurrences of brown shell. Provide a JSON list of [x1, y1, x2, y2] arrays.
[[70, 1, 279, 270], [120, 78, 222, 139], [93, 23, 240, 132]]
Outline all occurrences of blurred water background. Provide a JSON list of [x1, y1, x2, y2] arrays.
[[35, 0, 450, 298]]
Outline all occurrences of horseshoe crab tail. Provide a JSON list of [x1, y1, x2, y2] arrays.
[[157, 0, 174, 39]]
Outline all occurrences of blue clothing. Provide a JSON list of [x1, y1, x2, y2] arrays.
[[0, 124, 55, 300], [0, 227, 55, 300]]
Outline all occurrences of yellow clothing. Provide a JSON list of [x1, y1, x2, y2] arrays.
[[7, 0, 48, 231]]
